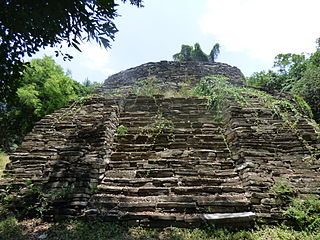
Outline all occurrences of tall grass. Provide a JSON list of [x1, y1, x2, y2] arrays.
[[0, 151, 9, 178], [0, 218, 319, 240]]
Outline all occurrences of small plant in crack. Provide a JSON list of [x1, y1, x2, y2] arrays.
[[117, 125, 128, 135], [115, 125, 128, 141], [152, 112, 175, 143], [219, 127, 233, 158]]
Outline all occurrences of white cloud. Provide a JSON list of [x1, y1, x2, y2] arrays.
[[199, 0, 320, 61], [79, 43, 115, 77], [24, 41, 115, 83], [103, 68, 117, 77]]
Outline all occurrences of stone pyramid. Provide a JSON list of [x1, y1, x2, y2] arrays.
[[1, 61, 319, 227]]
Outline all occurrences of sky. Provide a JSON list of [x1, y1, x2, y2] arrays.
[[29, 0, 320, 84]]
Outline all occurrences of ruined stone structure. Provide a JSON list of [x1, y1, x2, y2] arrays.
[[95, 61, 245, 94], [1, 61, 319, 227]]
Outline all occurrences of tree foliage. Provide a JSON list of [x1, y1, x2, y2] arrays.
[[173, 43, 220, 62], [191, 43, 208, 62], [291, 66, 320, 120], [0, 56, 90, 152], [0, 0, 142, 104], [83, 78, 103, 93], [173, 45, 193, 61], [247, 38, 320, 122], [209, 43, 220, 62], [246, 70, 287, 91], [19, 57, 88, 117]]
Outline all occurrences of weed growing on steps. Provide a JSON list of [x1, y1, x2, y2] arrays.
[[219, 127, 233, 158], [164, 79, 195, 98], [270, 179, 320, 231], [131, 77, 197, 98], [152, 112, 175, 143], [116, 125, 128, 135], [248, 89, 319, 161], [50, 95, 90, 127], [114, 124, 129, 141], [285, 195, 320, 231], [0, 180, 75, 219], [131, 77, 163, 96], [270, 179, 298, 205], [194, 75, 320, 162], [136, 112, 175, 148], [194, 75, 250, 122]]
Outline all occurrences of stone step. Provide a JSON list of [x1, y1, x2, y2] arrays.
[[239, 142, 315, 150], [119, 113, 219, 126], [102, 176, 242, 187], [124, 97, 208, 106], [112, 143, 155, 151], [119, 117, 215, 127], [112, 144, 229, 153], [118, 121, 219, 130], [103, 168, 239, 179], [124, 105, 210, 112], [1, 174, 44, 182], [9, 154, 53, 161], [122, 101, 210, 110], [123, 127, 220, 135], [110, 149, 231, 161], [109, 154, 232, 163], [114, 133, 224, 144], [108, 159, 232, 168], [110, 151, 155, 161], [91, 194, 249, 213], [121, 109, 210, 116], [89, 211, 255, 228], [108, 159, 233, 169], [119, 111, 158, 118]]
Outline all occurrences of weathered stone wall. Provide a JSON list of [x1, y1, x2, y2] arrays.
[[1, 61, 320, 226], [1, 96, 122, 220], [96, 61, 245, 94], [86, 95, 253, 227], [0, 93, 319, 225], [224, 96, 320, 221]]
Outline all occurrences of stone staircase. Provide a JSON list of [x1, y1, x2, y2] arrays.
[[225, 94, 320, 221], [2, 92, 319, 226], [88, 95, 252, 226], [0, 96, 121, 220], [2, 59, 320, 227]]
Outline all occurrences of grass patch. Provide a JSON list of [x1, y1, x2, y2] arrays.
[[0, 152, 9, 178], [253, 225, 320, 240], [0, 217, 320, 240], [131, 77, 197, 98], [0, 217, 26, 240]]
